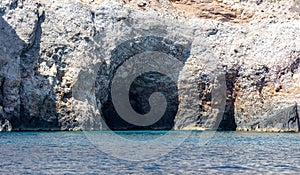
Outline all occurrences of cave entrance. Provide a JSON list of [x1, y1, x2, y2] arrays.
[[97, 36, 191, 131], [102, 72, 179, 130]]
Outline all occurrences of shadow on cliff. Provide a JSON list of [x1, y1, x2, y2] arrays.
[[0, 15, 25, 130], [0, 12, 60, 130], [19, 11, 61, 130], [97, 36, 191, 130], [218, 68, 238, 131], [96, 36, 238, 131]]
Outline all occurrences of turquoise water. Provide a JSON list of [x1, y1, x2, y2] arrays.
[[1, 131, 300, 174]]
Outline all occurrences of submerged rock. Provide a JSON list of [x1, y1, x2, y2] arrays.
[[0, 0, 299, 131]]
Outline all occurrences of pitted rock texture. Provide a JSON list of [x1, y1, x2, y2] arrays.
[[0, 0, 299, 131], [240, 103, 300, 132]]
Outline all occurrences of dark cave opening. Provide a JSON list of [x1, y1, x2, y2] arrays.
[[217, 68, 238, 131], [102, 72, 178, 130], [97, 35, 237, 131], [96, 35, 191, 130]]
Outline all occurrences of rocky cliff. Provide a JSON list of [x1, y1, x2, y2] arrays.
[[0, 0, 299, 132]]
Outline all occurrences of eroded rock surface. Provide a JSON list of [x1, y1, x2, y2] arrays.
[[0, 0, 299, 131], [239, 103, 300, 132]]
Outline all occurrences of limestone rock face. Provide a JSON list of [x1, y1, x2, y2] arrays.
[[239, 103, 299, 132], [0, 0, 299, 131]]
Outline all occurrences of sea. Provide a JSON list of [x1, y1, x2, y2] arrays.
[[0, 131, 300, 174]]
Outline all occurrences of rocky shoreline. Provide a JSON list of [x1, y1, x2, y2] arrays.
[[0, 0, 300, 132]]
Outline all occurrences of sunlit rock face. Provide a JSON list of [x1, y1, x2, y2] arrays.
[[0, 0, 299, 131]]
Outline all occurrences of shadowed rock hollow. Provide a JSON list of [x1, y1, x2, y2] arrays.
[[96, 35, 191, 130], [102, 72, 179, 130]]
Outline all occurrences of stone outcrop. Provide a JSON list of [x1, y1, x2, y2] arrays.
[[0, 0, 299, 131], [238, 103, 299, 132]]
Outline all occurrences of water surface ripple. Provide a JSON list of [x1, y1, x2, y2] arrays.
[[0, 131, 300, 174]]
